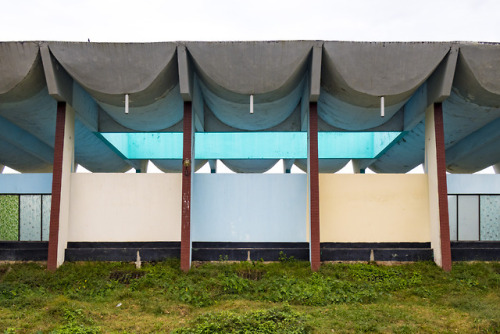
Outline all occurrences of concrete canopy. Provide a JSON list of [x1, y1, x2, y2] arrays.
[[0, 41, 499, 174]]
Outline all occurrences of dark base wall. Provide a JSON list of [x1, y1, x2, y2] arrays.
[[0, 242, 48, 261], [64, 242, 434, 262], [2, 241, 499, 262], [451, 242, 500, 261], [65, 242, 180, 261], [321, 242, 433, 262]]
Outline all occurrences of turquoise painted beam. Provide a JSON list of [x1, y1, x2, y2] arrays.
[[196, 132, 306, 159], [318, 132, 401, 159], [99, 132, 183, 159], [99, 131, 402, 160]]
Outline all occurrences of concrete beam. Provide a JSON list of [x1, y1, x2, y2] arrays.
[[0, 115, 53, 164], [403, 47, 457, 131], [178, 45, 193, 102], [192, 75, 204, 132], [283, 159, 295, 173], [133, 160, 149, 173], [41, 45, 98, 132], [40, 45, 73, 103], [208, 159, 217, 173], [495, 163, 500, 174], [446, 117, 500, 173], [309, 45, 322, 102], [352, 159, 369, 173], [403, 46, 457, 131], [427, 45, 458, 104], [301, 77, 310, 132]]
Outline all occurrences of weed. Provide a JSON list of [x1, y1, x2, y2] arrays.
[[278, 251, 296, 263], [173, 306, 311, 333], [50, 308, 101, 334]]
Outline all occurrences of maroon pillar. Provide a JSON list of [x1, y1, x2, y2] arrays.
[[47, 102, 66, 271], [180, 102, 192, 272], [309, 102, 321, 271], [434, 103, 452, 272]]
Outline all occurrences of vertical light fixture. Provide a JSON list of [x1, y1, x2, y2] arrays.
[[250, 94, 254, 114], [380, 96, 385, 117], [125, 94, 129, 114]]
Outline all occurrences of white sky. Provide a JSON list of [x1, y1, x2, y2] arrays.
[[0, 0, 497, 174], [1, 0, 500, 42]]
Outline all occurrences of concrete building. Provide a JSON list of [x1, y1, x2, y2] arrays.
[[0, 41, 499, 271]]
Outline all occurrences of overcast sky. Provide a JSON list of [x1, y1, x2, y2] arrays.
[[1, 0, 500, 42]]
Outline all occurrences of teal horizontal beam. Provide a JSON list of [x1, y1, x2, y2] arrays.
[[99, 132, 183, 159], [318, 132, 402, 159], [196, 132, 306, 159], [99, 131, 402, 160]]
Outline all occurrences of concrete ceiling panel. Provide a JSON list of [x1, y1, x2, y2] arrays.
[[322, 42, 450, 107], [453, 43, 500, 107], [97, 84, 183, 132], [0, 42, 46, 102], [0, 139, 52, 173], [186, 41, 315, 101], [48, 42, 178, 106]]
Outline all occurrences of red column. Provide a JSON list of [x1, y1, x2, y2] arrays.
[[434, 103, 452, 271], [309, 102, 321, 271], [47, 102, 66, 271], [180, 102, 192, 272]]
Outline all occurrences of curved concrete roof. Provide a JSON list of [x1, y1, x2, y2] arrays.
[[0, 41, 498, 174]]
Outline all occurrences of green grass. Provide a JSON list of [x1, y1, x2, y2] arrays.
[[0, 260, 499, 333]]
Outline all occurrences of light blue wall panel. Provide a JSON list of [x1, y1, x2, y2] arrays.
[[42, 195, 51, 241], [0, 174, 52, 194], [458, 195, 480, 241], [19, 195, 41, 241], [447, 174, 500, 194], [192, 174, 307, 242], [480, 195, 500, 241], [448, 195, 457, 241]]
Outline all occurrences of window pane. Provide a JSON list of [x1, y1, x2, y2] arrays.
[[448, 195, 457, 241], [480, 195, 500, 241], [20, 195, 41, 241], [0, 195, 19, 241], [458, 195, 479, 241], [42, 195, 51, 241]]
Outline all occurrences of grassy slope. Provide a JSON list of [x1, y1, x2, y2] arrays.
[[0, 260, 499, 333]]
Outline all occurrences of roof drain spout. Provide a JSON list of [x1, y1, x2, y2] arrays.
[[380, 96, 385, 117], [250, 94, 254, 114], [125, 94, 129, 114]]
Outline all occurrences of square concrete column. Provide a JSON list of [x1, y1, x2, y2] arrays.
[[424, 103, 452, 271], [308, 102, 321, 271], [47, 102, 75, 271], [180, 102, 193, 272]]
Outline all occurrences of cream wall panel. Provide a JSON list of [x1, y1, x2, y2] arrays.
[[69, 174, 181, 241], [320, 174, 430, 242]]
